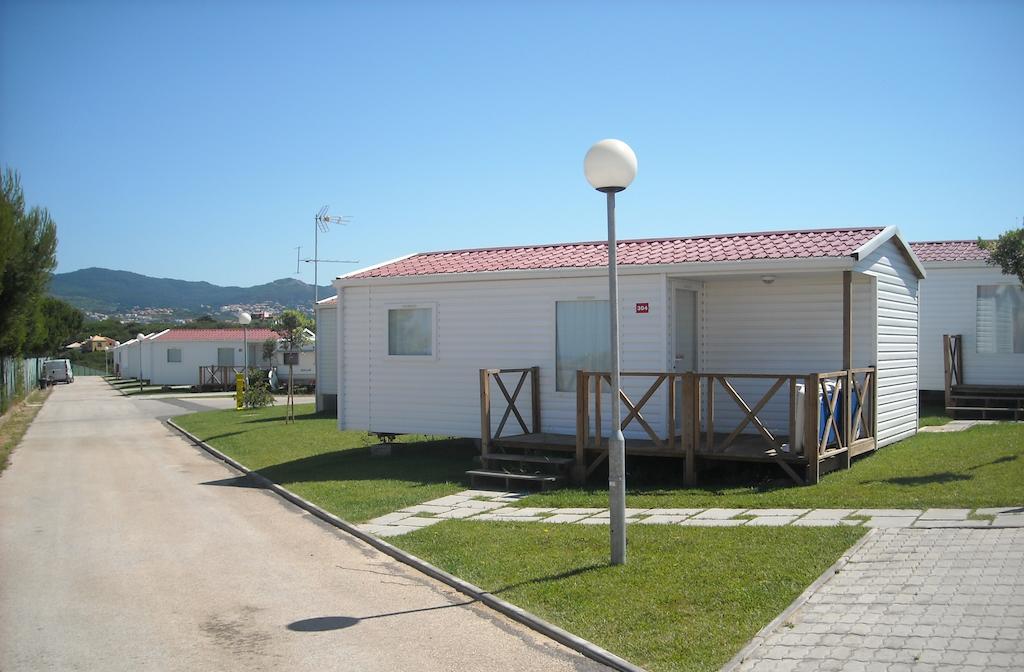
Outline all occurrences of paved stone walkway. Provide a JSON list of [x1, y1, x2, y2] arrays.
[[357, 490, 1024, 537], [918, 420, 998, 434], [732, 528, 1024, 672]]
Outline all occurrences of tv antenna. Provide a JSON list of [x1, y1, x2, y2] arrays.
[[308, 206, 358, 304]]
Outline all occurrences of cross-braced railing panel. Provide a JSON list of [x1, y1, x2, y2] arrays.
[[479, 367, 541, 455]]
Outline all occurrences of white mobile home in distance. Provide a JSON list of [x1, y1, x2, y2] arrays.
[[139, 328, 279, 387], [911, 240, 1024, 418], [315, 296, 338, 412], [112, 332, 162, 380], [333, 227, 925, 487]]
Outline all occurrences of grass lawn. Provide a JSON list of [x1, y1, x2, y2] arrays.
[[173, 404, 474, 522], [519, 423, 1024, 510], [0, 388, 50, 475], [397, 521, 864, 672]]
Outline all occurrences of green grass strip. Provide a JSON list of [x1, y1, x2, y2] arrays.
[[0, 388, 49, 475], [520, 423, 1024, 510], [173, 404, 474, 522], [396, 521, 864, 672]]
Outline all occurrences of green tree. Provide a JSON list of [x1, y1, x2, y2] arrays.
[[0, 169, 58, 357], [272, 309, 313, 351], [28, 297, 84, 356], [980, 227, 1024, 283]]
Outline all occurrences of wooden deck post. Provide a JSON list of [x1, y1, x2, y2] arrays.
[[841, 271, 853, 470], [574, 371, 586, 484], [842, 371, 853, 470], [804, 373, 820, 485], [530, 366, 541, 433], [684, 373, 697, 487], [479, 369, 491, 458]]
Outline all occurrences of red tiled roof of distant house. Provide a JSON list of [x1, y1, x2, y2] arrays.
[[151, 329, 280, 341], [346, 227, 886, 279], [909, 240, 991, 263]]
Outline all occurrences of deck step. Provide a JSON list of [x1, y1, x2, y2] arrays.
[[466, 469, 560, 482], [483, 453, 575, 466], [466, 469, 563, 492]]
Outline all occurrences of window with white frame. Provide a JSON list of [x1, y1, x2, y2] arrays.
[[166, 348, 182, 363], [388, 305, 434, 357], [555, 300, 610, 391], [976, 285, 1024, 354]]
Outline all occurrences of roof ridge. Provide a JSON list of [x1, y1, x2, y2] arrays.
[[909, 240, 983, 245], [411, 226, 885, 258]]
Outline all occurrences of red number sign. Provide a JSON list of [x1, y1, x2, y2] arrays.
[[635, 302, 649, 314]]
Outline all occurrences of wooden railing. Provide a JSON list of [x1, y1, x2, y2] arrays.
[[943, 334, 963, 409], [199, 365, 247, 390], [479, 367, 540, 456], [575, 367, 876, 485]]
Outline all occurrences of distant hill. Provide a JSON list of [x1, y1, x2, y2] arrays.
[[50, 267, 333, 314]]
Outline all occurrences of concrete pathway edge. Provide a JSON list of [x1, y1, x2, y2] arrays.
[[165, 419, 644, 672], [718, 527, 879, 672]]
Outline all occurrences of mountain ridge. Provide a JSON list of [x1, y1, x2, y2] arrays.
[[50, 267, 333, 314]]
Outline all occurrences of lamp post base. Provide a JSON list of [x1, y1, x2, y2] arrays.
[[608, 429, 627, 565]]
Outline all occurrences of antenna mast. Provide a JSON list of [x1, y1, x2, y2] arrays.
[[310, 206, 356, 305]]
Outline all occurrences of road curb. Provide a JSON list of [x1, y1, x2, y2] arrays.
[[719, 527, 879, 672], [166, 418, 645, 672]]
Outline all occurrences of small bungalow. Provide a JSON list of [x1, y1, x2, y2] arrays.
[[911, 240, 1023, 418], [116, 328, 278, 387], [82, 335, 118, 352], [330, 226, 925, 486]]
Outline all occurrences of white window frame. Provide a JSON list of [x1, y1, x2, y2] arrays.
[[553, 297, 611, 393], [166, 347, 182, 363], [976, 284, 1024, 354], [385, 302, 438, 361]]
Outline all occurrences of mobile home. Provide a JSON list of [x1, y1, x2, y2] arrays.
[[332, 226, 925, 485]]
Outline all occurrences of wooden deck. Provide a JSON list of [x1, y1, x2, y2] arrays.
[[477, 365, 878, 489], [944, 335, 1024, 420]]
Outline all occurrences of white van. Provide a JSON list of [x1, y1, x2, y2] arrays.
[[43, 359, 74, 384]]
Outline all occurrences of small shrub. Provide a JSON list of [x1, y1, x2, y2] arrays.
[[243, 369, 275, 409]]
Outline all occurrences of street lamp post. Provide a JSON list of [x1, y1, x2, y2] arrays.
[[583, 139, 638, 566], [238, 311, 252, 391], [136, 333, 146, 393]]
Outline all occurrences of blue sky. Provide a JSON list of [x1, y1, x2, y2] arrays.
[[2, 0, 1021, 287]]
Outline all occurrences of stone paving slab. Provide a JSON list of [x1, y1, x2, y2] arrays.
[[730, 528, 1024, 672], [357, 490, 1024, 539]]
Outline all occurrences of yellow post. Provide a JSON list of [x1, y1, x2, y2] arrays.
[[235, 372, 244, 410]]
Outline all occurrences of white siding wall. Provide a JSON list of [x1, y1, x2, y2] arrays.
[[147, 341, 247, 386], [700, 273, 874, 436], [856, 240, 920, 446], [115, 343, 140, 379], [316, 305, 338, 398], [339, 274, 667, 438], [341, 287, 371, 430], [918, 264, 1024, 391]]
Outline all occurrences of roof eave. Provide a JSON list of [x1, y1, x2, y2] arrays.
[[335, 256, 858, 288]]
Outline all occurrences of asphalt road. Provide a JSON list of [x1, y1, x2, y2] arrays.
[[0, 377, 605, 671]]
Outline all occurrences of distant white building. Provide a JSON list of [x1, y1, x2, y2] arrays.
[[911, 241, 1024, 392], [115, 328, 277, 386]]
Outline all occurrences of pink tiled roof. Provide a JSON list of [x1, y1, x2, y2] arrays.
[[348, 227, 885, 279], [152, 329, 280, 342], [909, 240, 990, 263]]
